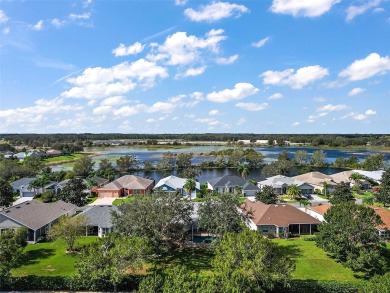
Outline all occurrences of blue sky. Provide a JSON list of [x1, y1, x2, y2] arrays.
[[0, 0, 389, 134]]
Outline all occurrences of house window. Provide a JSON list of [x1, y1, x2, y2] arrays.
[[133, 189, 141, 194]]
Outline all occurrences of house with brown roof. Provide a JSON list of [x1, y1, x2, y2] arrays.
[[0, 200, 77, 243], [293, 171, 336, 193], [330, 170, 370, 189], [96, 175, 154, 198], [241, 199, 320, 237], [307, 204, 331, 222]]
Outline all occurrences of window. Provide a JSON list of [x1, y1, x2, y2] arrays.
[[133, 189, 141, 194]]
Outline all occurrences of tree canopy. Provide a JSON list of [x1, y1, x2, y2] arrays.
[[56, 178, 89, 206], [255, 185, 278, 204], [329, 182, 355, 204], [0, 180, 13, 208], [376, 168, 390, 207]]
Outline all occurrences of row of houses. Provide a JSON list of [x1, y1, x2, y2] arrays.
[[1, 149, 63, 160]]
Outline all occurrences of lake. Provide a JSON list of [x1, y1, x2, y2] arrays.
[[51, 145, 390, 183]]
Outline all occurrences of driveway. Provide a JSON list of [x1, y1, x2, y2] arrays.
[[89, 197, 116, 206], [13, 197, 33, 206]]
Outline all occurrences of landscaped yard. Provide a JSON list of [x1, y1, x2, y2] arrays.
[[112, 197, 137, 205], [274, 238, 365, 285], [43, 154, 85, 164], [12, 237, 98, 277]]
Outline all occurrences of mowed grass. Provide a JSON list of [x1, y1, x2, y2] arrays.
[[274, 238, 365, 284], [113, 197, 137, 205], [12, 237, 98, 277], [43, 153, 85, 163]]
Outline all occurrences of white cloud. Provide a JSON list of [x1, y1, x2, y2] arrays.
[[307, 112, 328, 123], [146, 118, 155, 123], [339, 53, 390, 81], [112, 42, 145, 57], [113, 104, 147, 117], [237, 118, 246, 125], [0, 10, 9, 24], [313, 97, 326, 102], [209, 109, 219, 116], [215, 54, 238, 64], [267, 93, 283, 100], [236, 102, 269, 111], [348, 87, 365, 96], [83, 0, 93, 7], [346, 0, 381, 21], [101, 96, 128, 106], [175, 0, 187, 6], [292, 122, 300, 126], [207, 82, 259, 103], [196, 118, 220, 126], [147, 101, 176, 113], [62, 58, 168, 99], [31, 20, 44, 31], [316, 104, 349, 112], [148, 29, 227, 67], [52, 18, 66, 28], [262, 65, 328, 89], [177, 66, 207, 78], [184, 2, 249, 23], [342, 109, 376, 120], [252, 36, 270, 48], [92, 105, 112, 115], [2, 27, 10, 35], [69, 12, 91, 20], [270, 0, 340, 17]]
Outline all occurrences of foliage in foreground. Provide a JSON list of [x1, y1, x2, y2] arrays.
[[316, 202, 387, 276]]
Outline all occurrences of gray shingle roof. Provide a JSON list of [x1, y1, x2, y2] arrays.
[[208, 175, 259, 191], [10, 178, 35, 189], [79, 205, 118, 228], [0, 200, 77, 230]]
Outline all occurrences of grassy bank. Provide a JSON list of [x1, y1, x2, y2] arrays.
[[43, 154, 85, 165]]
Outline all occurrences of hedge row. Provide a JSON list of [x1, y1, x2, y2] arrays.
[[273, 280, 360, 293]]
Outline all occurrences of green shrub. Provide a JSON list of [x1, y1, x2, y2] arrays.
[[301, 235, 316, 241]]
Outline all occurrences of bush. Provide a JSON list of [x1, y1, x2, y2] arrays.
[[265, 232, 276, 239], [41, 191, 55, 203], [314, 189, 322, 195], [300, 235, 316, 241]]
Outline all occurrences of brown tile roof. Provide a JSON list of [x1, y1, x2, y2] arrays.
[[241, 199, 320, 227], [309, 204, 331, 215], [98, 175, 154, 191], [0, 200, 76, 230], [293, 172, 335, 186], [371, 206, 390, 230], [330, 171, 354, 184]]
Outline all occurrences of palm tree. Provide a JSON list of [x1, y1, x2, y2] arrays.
[[349, 172, 363, 186], [322, 181, 331, 198], [237, 163, 250, 179], [286, 184, 302, 199], [299, 198, 311, 212], [183, 178, 197, 196]]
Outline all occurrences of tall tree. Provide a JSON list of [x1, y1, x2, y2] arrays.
[[73, 156, 95, 177], [286, 184, 302, 199], [176, 153, 193, 169], [237, 163, 249, 179], [56, 178, 89, 206], [349, 172, 364, 186], [362, 154, 385, 171], [76, 235, 149, 293], [213, 230, 295, 292], [316, 203, 387, 276], [142, 160, 154, 172], [197, 194, 243, 242], [245, 149, 264, 168], [262, 160, 296, 177], [255, 185, 278, 204], [183, 178, 197, 196], [112, 192, 193, 253], [116, 155, 138, 173], [0, 180, 14, 208], [311, 150, 326, 167], [294, 150, 308, 165], [156, 152, 176, 170], [48, 215, 89, 252], [329, 182, 355, 204], [376, 168, 390, 207]]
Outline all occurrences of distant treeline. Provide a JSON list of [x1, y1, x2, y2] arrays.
[[1, 133, 390, 148]]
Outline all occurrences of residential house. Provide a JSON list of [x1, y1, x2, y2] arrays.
[[79, 205, 118, 237], [207, 175, 260, 196], [293, 172, 336, 193], [305, 203, 390, 239], [11, 177, 58, 198], [57, 176, 109, 194], [0, 200, 77, 243], [154, 175, 200, 197], [352, 170, 384, 184], [46, 149, 62, 157], [96, 175, 154, 198], [258, 175, 315, 196], [241, 199, 320, 236], [330, 170, 371, 189]]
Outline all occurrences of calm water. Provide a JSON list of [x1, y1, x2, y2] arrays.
[[51, 145, 390, 183]]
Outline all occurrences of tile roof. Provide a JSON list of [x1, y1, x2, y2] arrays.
[[79, 205, 118, 228], [259, 175, 312, 188], [0, 200, 77, 230], [98, 175, 154, 191], [241, 199, 320, 227], [330, 171, 354, 184], [293, 172, 335, 186], [154, 175, 200, 190], [208, 175, 259, 191], [371, 206, 390, 230], [308, 204, 331, 215]]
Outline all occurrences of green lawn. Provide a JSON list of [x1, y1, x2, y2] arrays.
[[274, 238, 365, 284], [43, 154, 85, 163], [12, 237, 98, 277], [113, 197, 137, 205]]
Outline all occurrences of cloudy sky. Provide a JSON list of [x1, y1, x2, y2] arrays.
[[1, 0, 389, 134]]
